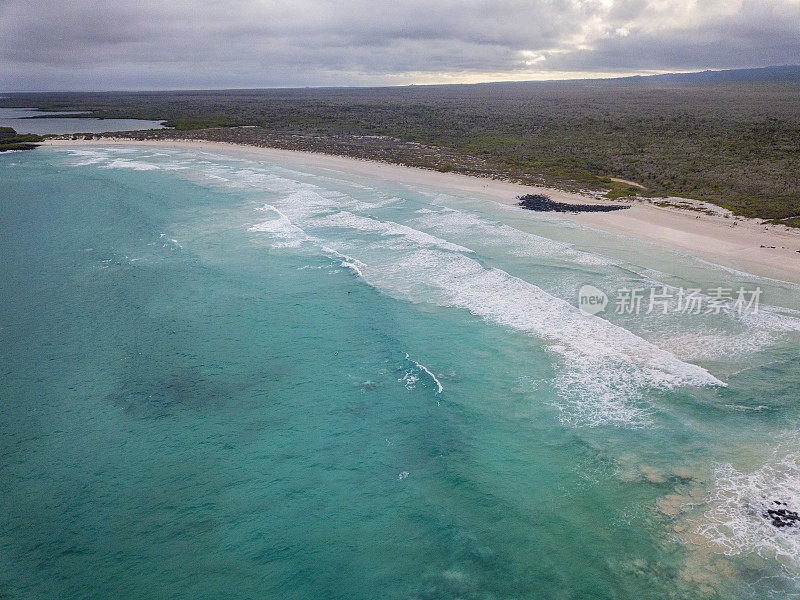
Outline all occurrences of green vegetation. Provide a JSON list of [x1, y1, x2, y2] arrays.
[[604, 184, 643, 200], [161, 116, 244, 130], [5, 67, 799, 218], [768, 216, 800, 228], [0, 127, 42, 151]]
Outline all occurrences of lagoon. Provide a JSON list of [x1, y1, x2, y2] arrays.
[[0, 107, 166, 135]]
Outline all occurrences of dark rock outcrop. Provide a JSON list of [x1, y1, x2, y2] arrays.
[[518, 193, 629, 213], [764, 500, 800, 528]]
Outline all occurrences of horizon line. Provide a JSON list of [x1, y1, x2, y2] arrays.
[[3, 64, 799, 95]]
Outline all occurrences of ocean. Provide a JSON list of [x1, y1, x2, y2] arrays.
[[1, 145, 799, 599]]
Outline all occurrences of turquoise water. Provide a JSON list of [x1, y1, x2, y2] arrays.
[[1, 145, 800, 599]]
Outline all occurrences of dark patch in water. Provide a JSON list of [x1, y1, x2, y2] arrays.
[[763, 500, 800, 528], [107, 366, 227, 417], [107, 361, 288, 418]]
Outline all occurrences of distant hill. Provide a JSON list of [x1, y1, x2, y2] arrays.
[[480, 65, 800, 90], [598, 65, 800, 87]]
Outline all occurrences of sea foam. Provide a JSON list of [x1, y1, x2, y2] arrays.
[[249, 204, 310, 248], [411, 209, 615, 267], [62, 146, 728, 426], [100, 158, 160, 171], [352, 248, 723, 426], [696, 441, 800, 570], [311, 211, 474, 253], [404, 352, 444, 394], [243, 189, 724, 426]]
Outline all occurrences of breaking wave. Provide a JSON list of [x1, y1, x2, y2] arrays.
[[696, 440, 800, 570], [61, 144, 736, 427], [404, 352, 444, 394]]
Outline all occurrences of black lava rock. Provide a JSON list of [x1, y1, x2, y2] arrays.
[[517, 193, 629, 213], [764, 500, 800, 528]]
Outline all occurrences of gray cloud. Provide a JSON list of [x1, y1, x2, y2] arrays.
[[1, 0, 799, 89]]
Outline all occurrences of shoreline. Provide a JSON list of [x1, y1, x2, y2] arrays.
[[41, 138, 800, 284]]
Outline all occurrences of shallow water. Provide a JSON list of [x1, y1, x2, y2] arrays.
[[1, 145, 799, 599], [0, 107, 165, 135]]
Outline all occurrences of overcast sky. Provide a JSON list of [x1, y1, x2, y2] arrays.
[[2, 0, 799, 90]]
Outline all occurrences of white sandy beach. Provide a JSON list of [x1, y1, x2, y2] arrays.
[[43, 138, 800, 284]]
